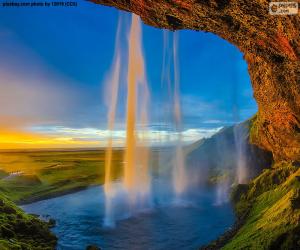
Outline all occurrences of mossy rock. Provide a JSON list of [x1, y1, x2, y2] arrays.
[[86, 245, 101, 250], [224, 162, 300, 249], [0, 192, 57, 249]]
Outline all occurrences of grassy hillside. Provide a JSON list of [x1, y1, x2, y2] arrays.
[[186, 120, 273, 184], [198, 120, 300, 249], [224, 162, 300, 249], [0, 192, 56, 249]]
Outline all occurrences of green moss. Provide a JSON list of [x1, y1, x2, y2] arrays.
[[224, 163, 300, 249], [0, 192, 56, 249], [249, 114, 259, 145]]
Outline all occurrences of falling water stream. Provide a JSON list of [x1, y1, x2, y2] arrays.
[[171, 33, 188, 198], [123, 14, 150, 201], [160, 30, 188, 198], [234, 124, 249, 184], [103, 14, 152, 227], [103, 16, 122, 227]]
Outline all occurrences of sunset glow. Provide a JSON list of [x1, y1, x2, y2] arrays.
[[0, 126, 221, 150]]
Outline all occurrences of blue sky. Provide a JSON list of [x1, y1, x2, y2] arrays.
[[0, 1, 257, 147]]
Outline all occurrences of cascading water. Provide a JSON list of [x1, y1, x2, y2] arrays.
[[103, 16, 122, 227], [234, 124, 248, 184], [161, 31, 188, 198], [214, 178, 230, 206], [171, 33, 188, 198], [103, 14, 190, 227], [103, 14, 151, 227], [123, 13, 151, 207]]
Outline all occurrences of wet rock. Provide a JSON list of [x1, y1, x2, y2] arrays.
[[48, 218, 56, 228], [86, 245, 101, 250]]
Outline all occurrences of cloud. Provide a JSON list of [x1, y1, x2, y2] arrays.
[[202, 119, 223, 124], [22, 125, 221, 148]]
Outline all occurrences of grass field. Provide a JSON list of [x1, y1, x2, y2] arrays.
[[0, 148, 171, 204], [0, 149, 125, 204]]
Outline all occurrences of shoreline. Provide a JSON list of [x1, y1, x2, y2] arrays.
[[18, 184, 100, 206], [200, 212, 246, 250], [18, 182, 224, 205]]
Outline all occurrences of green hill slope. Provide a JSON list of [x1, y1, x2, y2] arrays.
[[0, 192, 56, 249], [186, 119, 273, 184], [225, 162, 300, 249]]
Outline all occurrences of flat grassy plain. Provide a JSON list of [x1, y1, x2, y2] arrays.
[[0, 149, 125, 204]]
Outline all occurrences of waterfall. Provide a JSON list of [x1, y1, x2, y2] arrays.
[[123, 13, 151, 206], [234, 124, 248, 184], [161, 31, 188, 198], [103, 15, 122, 227], [103, 14, 190, 226], [103, 14, 151, 227]]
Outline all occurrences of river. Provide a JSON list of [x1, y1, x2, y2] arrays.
[[22, 183, 234, 250]]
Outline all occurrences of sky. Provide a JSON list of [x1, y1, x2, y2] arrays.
[[0, 0, 257, 149]]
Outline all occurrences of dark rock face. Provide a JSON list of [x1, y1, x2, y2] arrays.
[[86, 245, 101, 250], [90, 0, 300, 162]]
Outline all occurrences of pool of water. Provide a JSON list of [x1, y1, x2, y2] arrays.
[[22, 184, 234, 250]]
